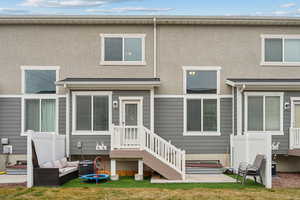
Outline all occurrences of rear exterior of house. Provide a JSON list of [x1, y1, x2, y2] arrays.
[[1, 16, 300, 179]]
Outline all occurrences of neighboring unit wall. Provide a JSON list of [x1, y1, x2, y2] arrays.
[[70, 90, 150, 155], [0, 98, 25, 154], [154, 97, 232, 155]]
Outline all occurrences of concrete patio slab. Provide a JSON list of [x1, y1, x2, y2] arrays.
[[151, 174, 236, 183], [0, 175, 27, 184]]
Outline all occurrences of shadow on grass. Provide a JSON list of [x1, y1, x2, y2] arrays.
[[61, 175, 263, 189]]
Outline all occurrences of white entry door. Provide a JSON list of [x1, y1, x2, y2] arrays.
[[292, 100, 300, 128], [119, 97, 143, 147]]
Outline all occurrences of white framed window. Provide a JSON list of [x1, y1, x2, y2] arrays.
[[21, 95, 58, 136], [261, 34, 300, 66], [183, 66, 221, 95], [244, 92, 284, 135], [21, 66, 60, 94], [183, 96, 221, 136], [72, 91, 112, 135], [21, 66, 60, 136], [183, 66, 221, 136], [100, 34, 146, 66]]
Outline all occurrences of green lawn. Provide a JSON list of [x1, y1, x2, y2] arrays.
[[62, 176, 263, 189], [2, 176, 300, 200]]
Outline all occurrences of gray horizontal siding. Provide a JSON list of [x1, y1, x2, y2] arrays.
[[0, 98, 26, 154], [154, 97, 233, 154], [59, 97, 66, 135], [70, 90, 150, 155]]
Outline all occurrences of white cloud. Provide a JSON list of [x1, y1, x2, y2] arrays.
[[20, 0, 137, 8], [86, 7, 174, 13], [280, 2, 296, 8], [272, 10, 290, 15], [0, 8, 29, 14]]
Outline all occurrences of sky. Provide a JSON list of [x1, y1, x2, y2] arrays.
[[1, 0, 300, 16]]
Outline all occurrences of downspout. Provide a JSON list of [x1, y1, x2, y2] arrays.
[[153, 17, 157, 78]]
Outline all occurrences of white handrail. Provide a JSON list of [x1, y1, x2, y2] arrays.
[[290, 128, 300, 149], [111, 124, 185, 179]]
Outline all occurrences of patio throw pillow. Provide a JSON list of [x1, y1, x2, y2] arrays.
[[53, 160, 63, 169], [60, 158, 68, 168]]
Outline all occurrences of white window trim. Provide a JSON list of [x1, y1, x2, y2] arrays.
[[261, 34, 300, 66], [183, 96, 221, 136], [182, 66, 221, 136], [21, 66, 60, 94], [21, 94, 59, 136], [182, 66, 221, 95], [100, 34, 146, 66], [72, 91, 112, 135], [244, 92, 284, 136]]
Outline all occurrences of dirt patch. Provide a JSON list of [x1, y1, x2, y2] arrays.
[[273, 172, 300, 188]]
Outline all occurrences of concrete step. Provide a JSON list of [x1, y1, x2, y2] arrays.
[[186, 167, 224, 174]]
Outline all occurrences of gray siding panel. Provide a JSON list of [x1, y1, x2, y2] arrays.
[[70, 90, 150, 155], [0, 98, 26, 154], [154, 97, 233, 154], [273, 91, 300, 154], [59, 97, 66, 135]]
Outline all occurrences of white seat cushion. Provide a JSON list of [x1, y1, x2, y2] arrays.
[[67, 161, 79, 167], [59, 167, 78, 177]]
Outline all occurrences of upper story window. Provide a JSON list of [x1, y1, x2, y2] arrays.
[[100, 34, 146, 66], [184, 66, 220, 94], [261, 35, 300, 66], [22, 66, 59, 94], [245, 92, 283, 135], [183, 66, 221, 136], [72, 91, 112, 135]]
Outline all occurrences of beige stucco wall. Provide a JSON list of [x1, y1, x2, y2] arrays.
[[1, 24, 300, 94], [0, 24, 154, 94], [156, 25, 300, 95]]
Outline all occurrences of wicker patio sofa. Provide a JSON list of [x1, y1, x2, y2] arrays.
[[32, 141, 79, 186]]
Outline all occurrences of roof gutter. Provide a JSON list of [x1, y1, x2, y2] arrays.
[[2, 16, 300, 26]]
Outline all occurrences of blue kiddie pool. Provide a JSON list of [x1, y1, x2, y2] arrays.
[[80, 174, 110, 184]]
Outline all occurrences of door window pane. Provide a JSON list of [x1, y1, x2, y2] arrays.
[[265, 96, 280, 131], [25, 70, 56, 94], [104, 37, 122, 61], [93, 96, 109, 131], [25, 99, 40, 132], [284, 39, 300, 62], [76, 96, 91, 130], [186, 71, 217, 94], [265, 38, 283, 62], [125, 104, 138, 126], [187, 99, 201, 131], [248, 96, 264, 131], [41, 99, 56, 132], [203, 99, 217, 131], [124, 38, 142, 61]]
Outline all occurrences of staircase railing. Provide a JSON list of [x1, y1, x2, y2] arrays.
[[111, 125, 185, 179], [290, 128, 300, 149]]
